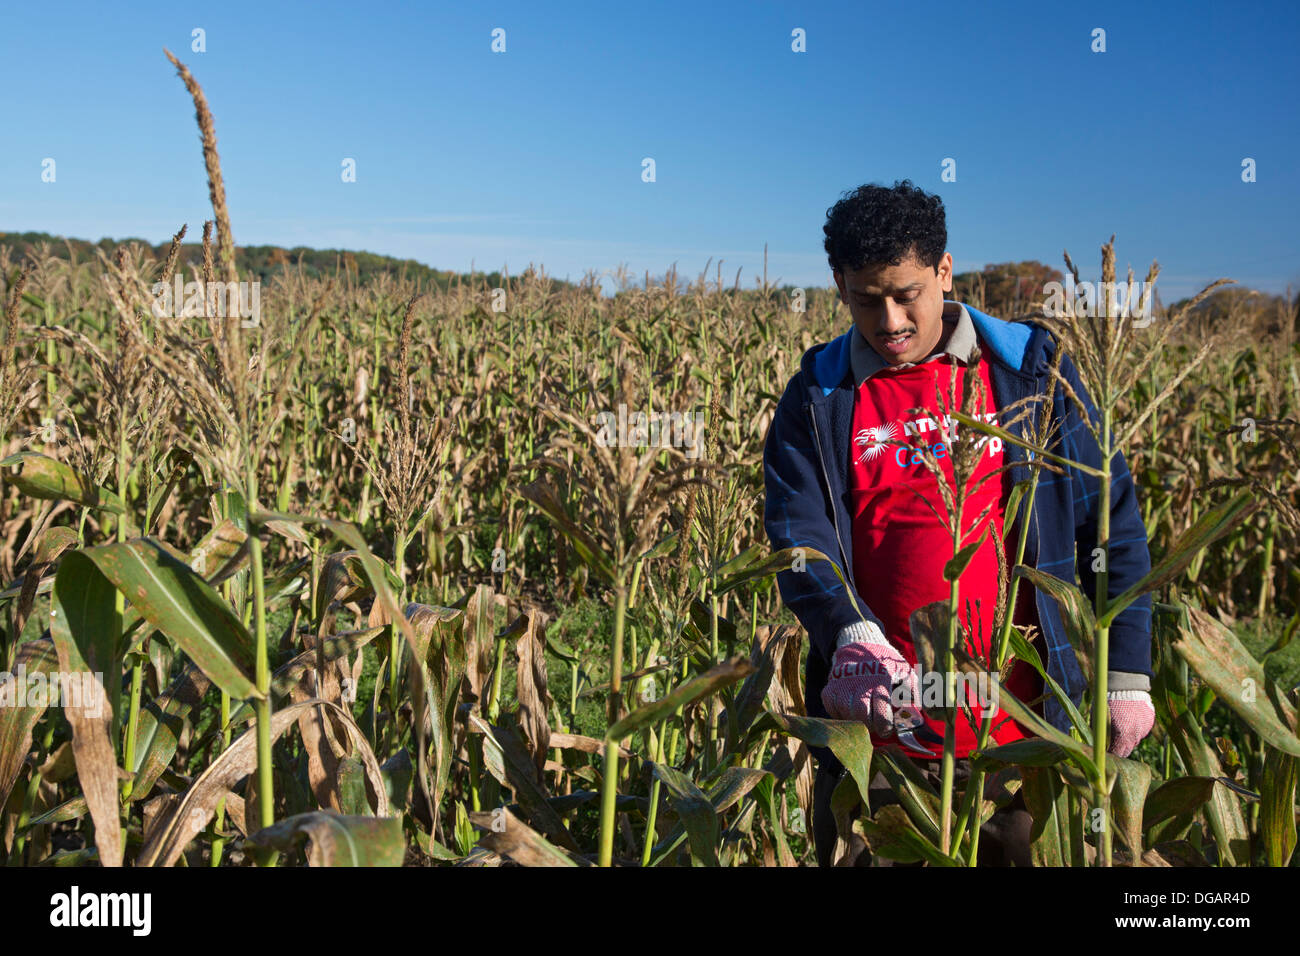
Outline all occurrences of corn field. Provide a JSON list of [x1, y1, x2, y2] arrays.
[[1, 54, 1298, 868]]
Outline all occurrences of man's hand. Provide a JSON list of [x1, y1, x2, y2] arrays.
[[1106, 690, 1155, 758], [820, 621, 919, 736]]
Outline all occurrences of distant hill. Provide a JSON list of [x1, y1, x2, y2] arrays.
[[3, 231, 1293, 333], [0, 229, 579, 294], [951, 260, 1297, 335]]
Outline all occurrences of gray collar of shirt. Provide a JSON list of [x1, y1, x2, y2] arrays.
[[850, 301, 979, 387]]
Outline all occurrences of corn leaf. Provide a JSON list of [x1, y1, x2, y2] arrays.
[[651, 764, 720, 867], [1014, 565, 1096, 684], [1020, 766, 1071, 866], [1142, 776, 1218, 847], [1260, 749, 1298, 867], [71, 539, 260, 700], [247, 811, 404, 866], [139, 697, 388, 866], [469, 806, 585, 867], [1102, 488, 1261, 627], [856, 804, 960, 867], [1171, 606, 1300, 758], [49, 552, 122, 867], [607, 656, 753, 742], [765, 712, 874, 811], [1, 452, 126, 514], [0, 637, 60, 810]]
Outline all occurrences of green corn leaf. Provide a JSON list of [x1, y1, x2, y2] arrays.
[[712, 545, 836, 596], [753, 774, 795, 867], [49, 552, 123, 867], [0, 637, 60, 810], [646, 767, 770, 867], [1260, 749, 1298, 867], [188, 518, 247, 581], [971, 737, 1073, 769], [1101, 488, 1261, 627], [468, 711, 582, 854], [1167, 712, 1250, 866], [1142, 776, 1218, 847], [1, 452, 126, 513], [517, 480, 617, 586], [1014, 565, 1097, 684], [606, 656, 754, 742], [247, 811, 405, 866], [944, 523, 991, 582], [67, 540, 260, 701], [951, 410, 1102, 478], [125, 663, 211, 802], [764, 712, 874, 812], [1003, 626, 1092, 744], [1019, 766, 1071, 866], [18, 796, 89, 834], [872, 751, 951, 849], [856, 804, 960, 867], [1003, 478, 1035, 532], [984, 682, 1103, 783], [1171, 606, 1300, 758], [650, 764, 720, 867], [712, 542, 765, 583], [1110, 754, 1152, 860]]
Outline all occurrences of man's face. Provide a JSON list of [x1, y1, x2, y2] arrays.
[[834, 251, 953, 366]]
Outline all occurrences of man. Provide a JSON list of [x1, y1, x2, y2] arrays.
[[761, 180, 1156, 866]]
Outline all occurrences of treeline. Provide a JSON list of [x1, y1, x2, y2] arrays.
[[3, 231, 1292, 332], [0, 230, 553, 295]]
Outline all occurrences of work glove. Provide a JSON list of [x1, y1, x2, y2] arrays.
[[820, 620, 919, 737], [1106, 690, 1155, 758]]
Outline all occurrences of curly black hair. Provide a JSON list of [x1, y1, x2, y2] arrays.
[[822, 179, 947, 275]]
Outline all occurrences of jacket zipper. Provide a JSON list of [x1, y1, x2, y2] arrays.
[[806, 402, 856, 596]]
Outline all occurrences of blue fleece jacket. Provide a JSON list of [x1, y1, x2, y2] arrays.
[[761, 301, 1153, 771]]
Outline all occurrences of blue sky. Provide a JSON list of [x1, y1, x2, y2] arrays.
[[2, 0, 1298, 301]]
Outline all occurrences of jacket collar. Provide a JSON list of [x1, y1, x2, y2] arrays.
[[850, 301, 978, 386], [806, 300, 1040, 397]]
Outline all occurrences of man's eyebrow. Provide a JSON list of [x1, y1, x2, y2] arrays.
[[851, 281, 924, 296]]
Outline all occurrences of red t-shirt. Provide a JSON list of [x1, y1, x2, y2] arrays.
[[848, 351, 1040, 758]]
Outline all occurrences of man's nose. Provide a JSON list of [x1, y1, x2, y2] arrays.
[[878, 300, 911, 333]]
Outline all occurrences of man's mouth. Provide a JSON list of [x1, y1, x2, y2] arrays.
[[879, 331, 914, 355]]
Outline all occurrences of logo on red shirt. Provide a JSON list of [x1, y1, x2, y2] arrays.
[[853, 411, 1003, 469]]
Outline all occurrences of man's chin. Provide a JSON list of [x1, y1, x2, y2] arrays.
[[874, 345, 918, 365]]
